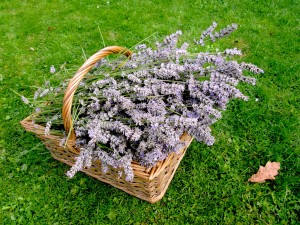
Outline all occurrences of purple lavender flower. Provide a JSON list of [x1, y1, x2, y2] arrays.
[[212, 23, 238, 41], [21, 96, 29, 104], [195, 22, 218, 46], [50, 65, 56, 74], [224, 48, 242, 56]]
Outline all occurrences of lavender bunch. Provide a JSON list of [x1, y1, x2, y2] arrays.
[[25, 22, 263, 182]]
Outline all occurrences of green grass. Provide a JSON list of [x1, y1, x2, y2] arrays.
[[0, 0, 299, 224]]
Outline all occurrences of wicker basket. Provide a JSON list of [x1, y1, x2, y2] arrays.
[[20, 46, 194, 203]]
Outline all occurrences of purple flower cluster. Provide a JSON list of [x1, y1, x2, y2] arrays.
[[61, 24, 263, 181], [194, 22, 238, 46]]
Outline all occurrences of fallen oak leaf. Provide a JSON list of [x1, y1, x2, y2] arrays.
[[248, 161, 280, 183]]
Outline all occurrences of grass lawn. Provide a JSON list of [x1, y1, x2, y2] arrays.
[[0, 0, 299, 224]]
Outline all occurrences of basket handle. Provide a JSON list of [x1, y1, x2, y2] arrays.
[[62, 46, 132, 141]]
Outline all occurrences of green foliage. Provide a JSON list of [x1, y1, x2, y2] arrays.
[[0, 0, 299, 224]]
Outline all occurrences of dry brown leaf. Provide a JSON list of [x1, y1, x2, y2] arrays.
[[248, 161, 280, 183]]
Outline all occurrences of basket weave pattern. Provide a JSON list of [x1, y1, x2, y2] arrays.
[[21, 46, 194, 203], [21, 117, 193, 203]]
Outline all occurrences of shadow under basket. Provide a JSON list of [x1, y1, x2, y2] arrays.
[[21, 116, 193, 203]]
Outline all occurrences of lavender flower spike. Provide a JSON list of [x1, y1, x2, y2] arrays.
[[50, 65, 56, 74], [21, 96, 29, 104], [195, 21, 218, 46]]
